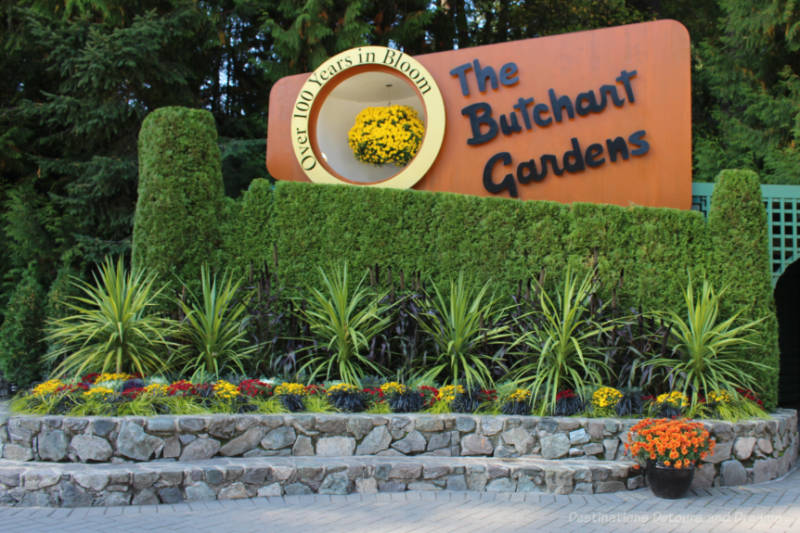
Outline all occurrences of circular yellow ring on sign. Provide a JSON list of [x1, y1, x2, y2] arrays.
[[290, 46, 446, 189]]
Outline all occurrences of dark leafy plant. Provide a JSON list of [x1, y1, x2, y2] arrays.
[[242, 268, 310, 378], [388, 390, 424, 413], [327, 390, 368, 412], [44, 257, 173, 377], [615, 389, 645, 417], [415, 273, 510, 390], [501, 400, 532, 415], [367, 282, 431, 380], [122, 378, 145, 392], [279, 394, 305, 412], [553, 390, 585, 416], [450, 389, 482, 413], [654, 402, 683, 418], [595, 307, 672, 394]]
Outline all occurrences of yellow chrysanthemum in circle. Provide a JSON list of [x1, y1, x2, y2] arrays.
[[348, 105, 425, 166]]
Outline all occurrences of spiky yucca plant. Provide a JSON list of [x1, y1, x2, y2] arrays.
[[647, 277, 770, 409], [172, 265, 255, 381], [414, 273, 509, 390], [297, 263, 393, 386], [44, 257, 172, 378], [512, 268, 612, 415]]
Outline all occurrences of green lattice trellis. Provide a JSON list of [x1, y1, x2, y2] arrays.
[[692, 182, 800, 285]]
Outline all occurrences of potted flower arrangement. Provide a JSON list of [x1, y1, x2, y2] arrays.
[[626, 418, 715, 498]]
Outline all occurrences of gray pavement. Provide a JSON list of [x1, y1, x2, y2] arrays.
[[0, 466, 798, 533]]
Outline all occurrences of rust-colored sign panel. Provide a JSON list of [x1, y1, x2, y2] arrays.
[[267, 20, 691, 209]]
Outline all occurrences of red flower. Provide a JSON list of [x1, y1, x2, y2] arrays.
[[122, 387, 145, 399], [167, 380, 197, 396], [56, 383, 89, 394], [737, 388, 764, 407], [81, 373, 100, 384], [304, 384, 326, 396], [556, 389, 576, 400], [238, 379, 272, 397], [363, 387, 385, 400], [418, 385, 439, 407]]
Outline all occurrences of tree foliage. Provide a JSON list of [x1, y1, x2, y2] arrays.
[[1, 0, 798, 388]]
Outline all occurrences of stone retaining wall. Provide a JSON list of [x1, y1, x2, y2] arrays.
[[1, 410, 796, 488], [0, 456, 639, 506]]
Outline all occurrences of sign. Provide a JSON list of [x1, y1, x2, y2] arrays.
[[267, 20, 691, 209]]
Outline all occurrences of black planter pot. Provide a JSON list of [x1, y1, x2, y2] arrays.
[[646, 461, 695, 499]]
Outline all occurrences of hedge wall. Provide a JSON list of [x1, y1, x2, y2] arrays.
[[261, 181, 709, 315], [132, 107, 225, 287], [131, 109, 778, 407], [708, 169, 779, 406]]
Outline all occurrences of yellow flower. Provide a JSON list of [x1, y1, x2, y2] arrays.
[[380, 382, 406, 395], [348, 105, 425, 166], [143, 383, 168, 395], [32, 379, 63, 397], [438, 384, 465, 403], [83, 386, 114, 398], [274, 382, 307, 396], [213, 380, 240, 400], [592, 386, 623, 409], [327, 383, 359, 395], [708, 390, 732, 404], [94, 373, 133, 384], [656, 391, 689, 407], [509, 388, 532, 402]]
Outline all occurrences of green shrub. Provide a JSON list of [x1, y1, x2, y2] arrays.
[[223, 178, 275, 275], [265, 182, 710, 309], [132, 107, 225, 288], [0, 263, 47, 386], [707, 169, 778, 408]]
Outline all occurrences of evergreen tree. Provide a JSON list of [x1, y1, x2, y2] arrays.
[[0, 263, 47, 387], [693, 0, 800, 184]]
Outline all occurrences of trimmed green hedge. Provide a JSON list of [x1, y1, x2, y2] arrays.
[[131, 108, 779, 408], [265, 182, 709, 314], [708, 169, 779, 407], [132, 107, 225, 287]]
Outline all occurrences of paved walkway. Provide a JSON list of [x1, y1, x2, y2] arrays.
[[0, 466, 798, 533]]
